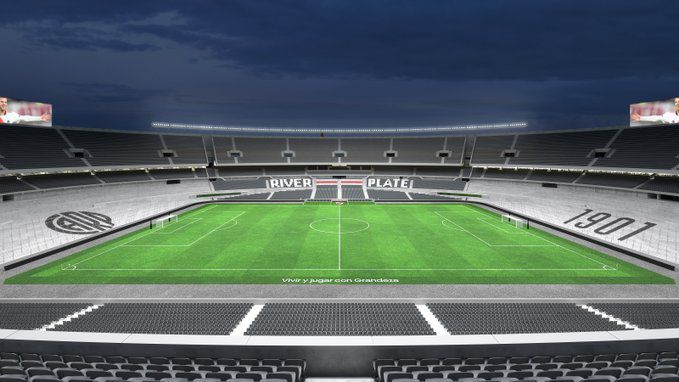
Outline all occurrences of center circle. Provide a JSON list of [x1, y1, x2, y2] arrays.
[[309, 218, 370, 234]]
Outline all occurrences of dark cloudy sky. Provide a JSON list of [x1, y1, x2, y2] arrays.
[[2, 0, 679, 131]]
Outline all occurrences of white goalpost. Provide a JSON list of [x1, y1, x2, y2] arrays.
[[150, 214, 179, 229], [501, 214, 528, 229]]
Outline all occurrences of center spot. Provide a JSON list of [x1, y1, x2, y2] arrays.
[[309, 218, 370, 234]]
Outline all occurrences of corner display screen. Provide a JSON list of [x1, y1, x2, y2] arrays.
[[630, 97, 679, 127], [0, 96, 52, 127]]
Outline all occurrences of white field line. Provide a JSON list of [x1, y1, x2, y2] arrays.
[[125, 212, 245, 247], [475, 216, 513, 233], [66, 267, 612, 272], [65, 206, 616, 273], [153, 217, 202, 234], [338, 203, 342, 270], [440, 219, 465, 231], [524, 229, 614, 269], [68, 227, 158, 268], [39, 304, 102, 331], [183, 211, 245, 246], [416, 304, 450, 336], [463, 206, 615, 270], [230, 304, 264, 336], [579, 304, 641, 330], [434, 211, 492, 246], [125, 220, 239, 246], [190, 204, 219, 216], [475, 217, 531, 235], [437, 211, 553, 248], [66, 211, 244, 269]]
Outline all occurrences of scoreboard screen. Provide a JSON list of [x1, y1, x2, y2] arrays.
[[630, 97, 679, 127], [0, 96, 52, 127]]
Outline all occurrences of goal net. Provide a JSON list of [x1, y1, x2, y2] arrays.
[[150, 214, 178, 229], [501, 214, 528, 229]]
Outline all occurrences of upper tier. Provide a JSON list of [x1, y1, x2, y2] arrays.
[[0, 124, 677, 173]]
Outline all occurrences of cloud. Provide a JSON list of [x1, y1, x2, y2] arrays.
[[62, 82, 165, 103], [2, 0, 679, 130]]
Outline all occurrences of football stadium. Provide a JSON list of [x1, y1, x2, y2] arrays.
[[1, 1, 679, 381]]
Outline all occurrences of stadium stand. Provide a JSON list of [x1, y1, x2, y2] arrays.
[[94, 170, 152, 183], [53, 303, 252, 335], [416, 167, 462, 177], [270, 189, 312, 200], [161, 134, 208, 164], [341, 138, 391, 163], [313, 186, 337, 199], [245, 303, 434, 336], [575, 173, 650, 189], [0, 351, 306, 382], [275, 190, 303, 200], [64, 130, 169, 167], [342, 185, 366, 200], [373, 166, 415, 175], [367, 189, 409, 200], [227, 192, 270, 200], [212, 178, 269, 191], [509, 130, 616, 166], [0, 303, 90, 330], [218, 167, 265, 177], [411, 178, 466, 191], [482, 168, 530, 180], [0, 124, 677, 276], [212, 136, 236, 165], [525, 169, 583, 183], [148, 169, 198, 180], [289, 139, 338, 163], [589, 304, 679, 329], [22, 173, 101, 189], [263, 166, 306, 176], [0, 179, 211, 263], [471, 135, 515, 165], [466, 179, 679, 264], [391, 138, 446, 164], [594, 126, 679, 170], [375, 352, 679, 382], [443, 136, 466, 164], [409, 192, 454, 200], [0, 126, 84, 169], [0, 177, 35, 194], [427, 303, 624, 334], [470, 167, 484, 177], [235, 138, 287, 164], [639, 176, 679, 195]]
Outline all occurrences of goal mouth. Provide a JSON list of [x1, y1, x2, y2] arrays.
[[150, 214, 179, 229], [333, 199, 348, 205], [501, 214, 529, 229]]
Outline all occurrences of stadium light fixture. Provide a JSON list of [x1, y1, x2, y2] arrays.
[[151, 121, 527, 133]]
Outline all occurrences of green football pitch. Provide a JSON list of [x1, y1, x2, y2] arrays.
[[6, 203, 672, 284]]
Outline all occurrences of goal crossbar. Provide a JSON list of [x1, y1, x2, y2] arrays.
[[501, 214, 528, 229], [150, 214, 179, 229]]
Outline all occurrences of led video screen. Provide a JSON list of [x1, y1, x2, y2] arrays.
[[630, 97, 679, 126], [0, 96, 52, 126]]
